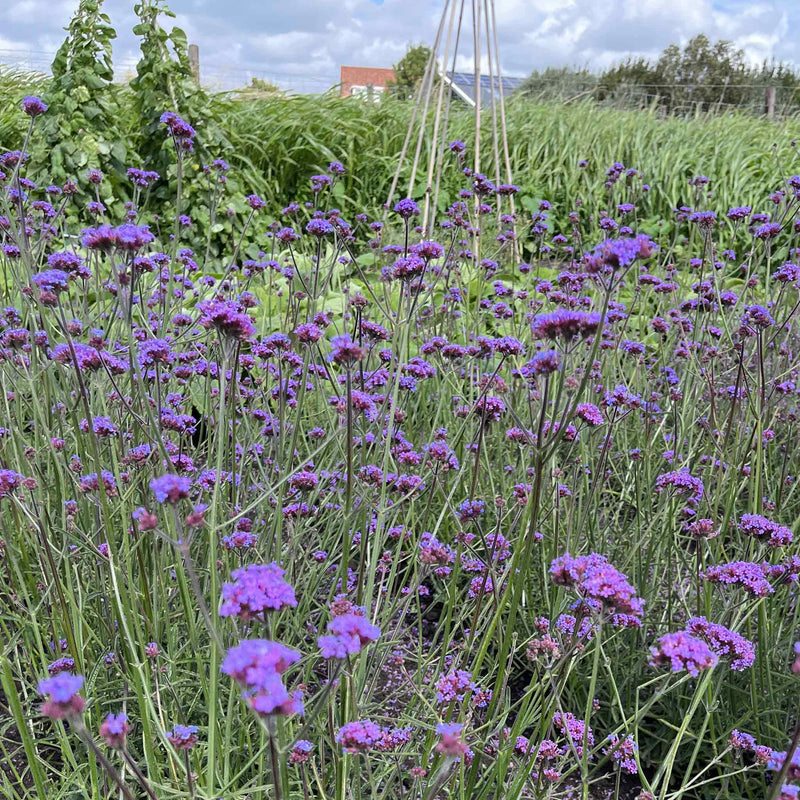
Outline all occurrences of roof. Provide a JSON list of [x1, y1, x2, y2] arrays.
[[443, 71, 524, 107], [340, 66, 395, 97]]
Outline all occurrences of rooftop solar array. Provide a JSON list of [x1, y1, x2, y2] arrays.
[[447, 72, 524, 105]]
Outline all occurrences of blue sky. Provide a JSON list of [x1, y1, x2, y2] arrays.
[[0, 0, 796, 92]]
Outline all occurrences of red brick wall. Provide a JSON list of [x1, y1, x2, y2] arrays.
[[340, 66, 395, 98]]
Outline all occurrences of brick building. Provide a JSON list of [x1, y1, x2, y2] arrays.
[[340, 66, 395, 100]]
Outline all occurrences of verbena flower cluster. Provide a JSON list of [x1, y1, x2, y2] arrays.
[[5, 94, 800, 800]]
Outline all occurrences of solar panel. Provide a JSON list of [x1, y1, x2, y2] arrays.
[[446, 72, 523, 105], [449, 72, 473, 86]]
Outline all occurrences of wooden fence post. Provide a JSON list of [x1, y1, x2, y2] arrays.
[[189, 44, 200, 86], [766, 86, 775, 119]]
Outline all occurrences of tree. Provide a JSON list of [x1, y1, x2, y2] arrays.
[[652, 35, 749, 111], [517, 66, 597, 102], [31, 0, 127, 211], [389, 44, 432, 100], [243, 77, 282, 96]]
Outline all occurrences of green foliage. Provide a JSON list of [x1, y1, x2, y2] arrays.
[[389, 43, 432, 99], [128, 0, 243, 255], [241, 77, 283, 96], [130, 0, 204, 177], [219, 93, 797, 231], [520, 34, 800, 115], [0, 67, 47, 146], [30, 0, 127, 208], [517, 66, 598, 102]]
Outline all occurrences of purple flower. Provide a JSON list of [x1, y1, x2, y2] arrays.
[[222, 639, 300, 683], [161, 112, 195, 146], [655, 469, 704, 503], [79, 416, 118, 437], [306, 219, 334, 237], [100, 713, 130, 748], [586, 234, 656, 271], [21, 95, 48, 117], [743, 305, 775, 329], [531, 309, 602, 340], [553, 712, 593, 757], [336, 720, 383, 753], [32, 270, 70, 293], [685, 617, 755, 670], [434, 669, 476, 705], [729, 729, 757, 752], [550, 553, 644, 620], [603, 734, 638, 774], [294, 322, 323, 343], [393, 199, 420, 219], [390, 254, 426, 281], [290, 740, 314, 764], [418, 532, 456, 575], [726, 206, 751, 221], [703, 561, 774, 597], [521, 350, 560, 378], [738, 513, 792, 548], [474, 395, 505, 424], [318, 612, 380, 658], [38, 673, 85, 719], [149, 474, 191, 504], [244, 671, 304, 717], [81, 224, 154, 252], [436, 722, 468, 757], [688, 210, 717, 230], [197, 299, 256, 340], [575, 403, 603, 426], [457, 499, 485, 523], [754, 222, 782, 240], [0, 469, 25, 498], [649, 631, 718, 676], [329, 335, 366, 366], [219, 563, 297, 619], [138, 338, 175, 367], [127, 168, 160, 188], [166, 724, 199, 750], [47, 657, 76, 675]]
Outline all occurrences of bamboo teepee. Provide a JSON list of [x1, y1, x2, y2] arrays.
[[385, 0, 517, 244]]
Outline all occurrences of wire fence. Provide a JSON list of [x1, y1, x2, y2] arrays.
[[516, 77, 800, 119], [0, 48, 335, 94], [3, 45, 800, 117]]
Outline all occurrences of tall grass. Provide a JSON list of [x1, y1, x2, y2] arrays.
[[0, 81, 795, 226], [221, 95, 796, 223], [0, 67, 46, 145]]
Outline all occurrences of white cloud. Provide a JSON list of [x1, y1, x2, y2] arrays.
[[0, 0, 797, 91]]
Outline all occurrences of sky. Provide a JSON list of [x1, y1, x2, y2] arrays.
[[0, 0, 797, 92]]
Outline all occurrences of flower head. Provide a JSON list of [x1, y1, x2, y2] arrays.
[[318, 613, 380, 658], [436, 722, 468, 757], [220, 563, 297, 619], [100, 713, 130, 748], [649, 631, 718, 676], [21, 96, 48, 117], [685, 617, 755, 670], [197, 299, 256, 340], [150, 474, 191, 504], [336, 720, 383, 753], [38, 673, 85, 719], [166, 724, 199, 750]]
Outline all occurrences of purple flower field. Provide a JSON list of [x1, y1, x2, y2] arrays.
[[3, 96, 800, 800]]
